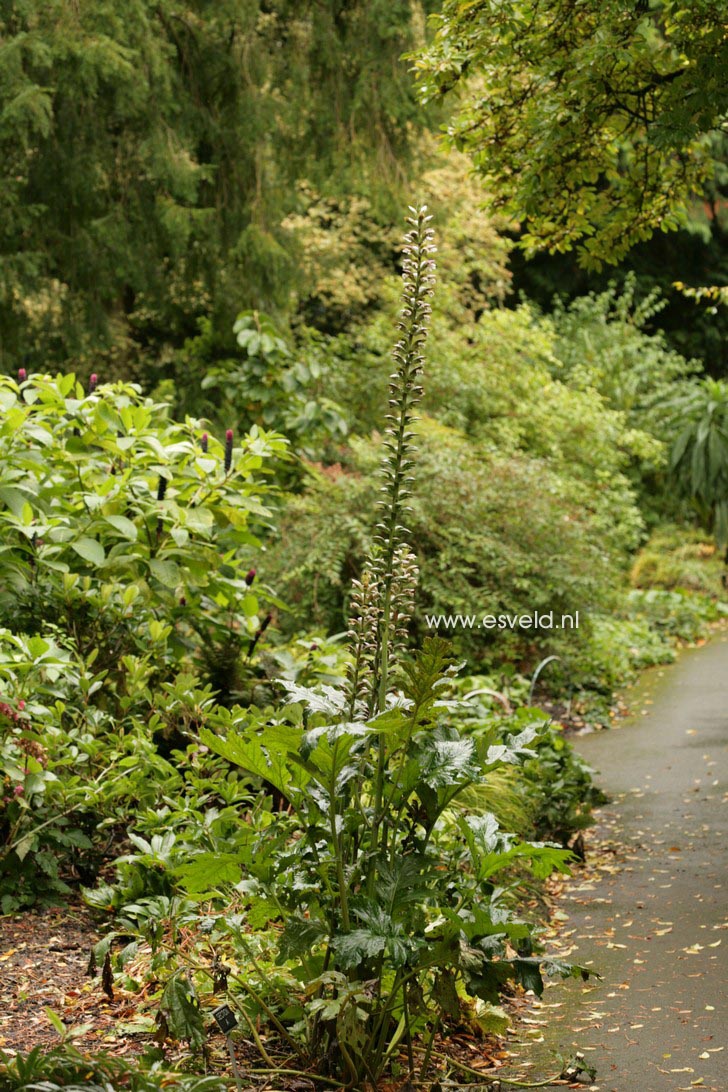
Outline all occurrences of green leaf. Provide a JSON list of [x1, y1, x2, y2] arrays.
[[174, 853, 242, 895], [199, 724, 307, 799], [470, 1001, 510, 1036], [71, 537, 105, 566], [44, 1008, 67, 1037], [25, 635, 51, 658], [0, 486, 29, 518], [278, 915, 328, 961], [184, 507, 214, 533], [149, 557, 181, 585], [416, 732, 478, 788], [279, 681, 349, 716], [159, 973, 205, 1048], [333, 907, 421, 970], [104, 514, 138, 540]]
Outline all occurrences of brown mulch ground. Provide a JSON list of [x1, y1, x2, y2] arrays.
[[0, 903, 169, 1061], [0, 899, 589, 1089], [0, 902, 518, 1085], [0, 903, 101, 1053]]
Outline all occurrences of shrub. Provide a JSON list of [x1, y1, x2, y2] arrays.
[[264, 414, 641, 674], [550, 275, 699, 440], [631, 524, 726, 597], [0, 373, 286, 905], [0, 629, 176, 911], [0, 372, 286, 698]]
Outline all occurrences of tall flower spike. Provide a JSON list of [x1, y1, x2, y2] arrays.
[[224, 429, 234, 473], [367, 206, 436, 711], [387, 545, 419, 672], [345, 566, 382, 718]]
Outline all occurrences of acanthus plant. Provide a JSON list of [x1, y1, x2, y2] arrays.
[[168, 208, 593, 1087]]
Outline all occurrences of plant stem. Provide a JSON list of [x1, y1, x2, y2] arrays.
[[329, 737, 350, 931], [429, 1050, 567, 1088], [247, 1069, 346, 1088], [418, 1015, 440, 1080]]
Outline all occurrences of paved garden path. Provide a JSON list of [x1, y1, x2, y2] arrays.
[[509, 631, 728, 1092]]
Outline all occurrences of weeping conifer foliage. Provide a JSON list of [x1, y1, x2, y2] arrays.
[[0, 1, 439, 377]]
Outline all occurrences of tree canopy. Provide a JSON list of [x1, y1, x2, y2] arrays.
[[0, 0, 437, 376], [411, 0, 728, 267]]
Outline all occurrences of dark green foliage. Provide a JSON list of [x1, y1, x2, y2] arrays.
[[190, 639, 582, 1083], [0, 372, 285, 690], [263, 414, 639, 672], [2, 5, 724, 1086], [65, 210, 594, 1091], [549, 277, 699, 437], [0, 373, 285, 906], [507, 214, 728, 376], [158, 973, 206, 1049], [631, 524, 727, 596], [521, 729, 608, 846], [178, 310, 348, 467], [670, 378, 728, 547], [0, 1, 439, 380], [450, 690, 608, 845], [628, 587, 728, 642]]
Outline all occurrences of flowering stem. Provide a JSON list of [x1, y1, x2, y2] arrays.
[[369, 206, 436, 859]]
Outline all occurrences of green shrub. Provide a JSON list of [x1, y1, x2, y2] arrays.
[[445, 683, 607, 845], [0, 373, 286, 905], [264, 414, 641, 674], [550, 275, 699, 440], [171, 311, 348, 468], [0, 629, 178, 911], [553, 613, 673, 712], [0, 372, 286, 698], [627, 588, 728, 643], [631, 524, 726, 597]]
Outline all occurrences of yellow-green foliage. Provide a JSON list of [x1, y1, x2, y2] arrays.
[[631, 525, 726, 597]]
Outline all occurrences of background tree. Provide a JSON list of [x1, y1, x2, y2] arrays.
[[411, 0, 728, 267], [0, 0, 438, 379]]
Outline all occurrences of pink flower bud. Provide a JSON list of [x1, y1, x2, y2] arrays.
[[224, 429, 234, 473], [17, 368, 27, 382], [13, 784, 24, 797], [17, 700, 25, 711], [88, 373, 98, 393], [200, 433, 208, 453], [245, 568, 256, 586]]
